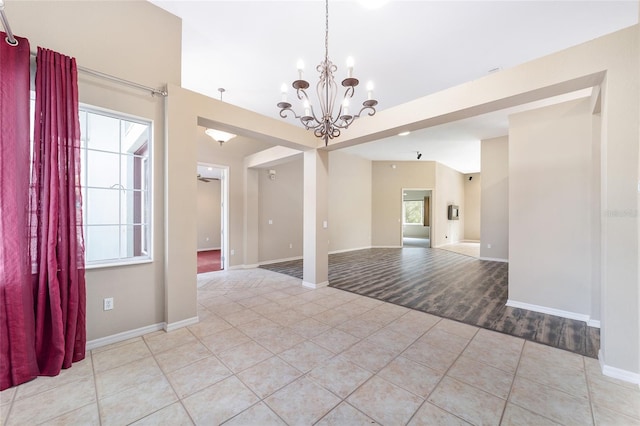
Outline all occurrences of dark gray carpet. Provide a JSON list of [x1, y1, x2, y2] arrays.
[[260, 248, 600, 358]]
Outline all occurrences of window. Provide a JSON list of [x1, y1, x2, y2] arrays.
[[79, 108, 152, 266], [403, 200, 424, 225]]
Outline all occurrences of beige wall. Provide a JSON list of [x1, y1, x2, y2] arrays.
[[5, 0, 181, 340], [509, 98, 594, 317], [434, 163, 465, 247], [371, 161, 436, 247], [329, 151, 372, 252], [197, 180, 221, 250], [258, 160, 303, 263], [254, 150, 372, 263], [463, 173, 481, 240], [480, 136, 509, 261]]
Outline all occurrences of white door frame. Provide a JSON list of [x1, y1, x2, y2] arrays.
[[198, 162, 229, 270]]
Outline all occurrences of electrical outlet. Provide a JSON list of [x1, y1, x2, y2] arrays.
[[487, 243, 492, 249], [103, 297, 114, 311], [231, 249, 235, 256], [289, 243, 293, 249]]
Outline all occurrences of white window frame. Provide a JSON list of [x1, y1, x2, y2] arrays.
[[79, 104, 153, 269]]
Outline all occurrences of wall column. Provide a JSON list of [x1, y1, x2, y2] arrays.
[[302, 149, 329, 288], [244, 164, 260, 267]]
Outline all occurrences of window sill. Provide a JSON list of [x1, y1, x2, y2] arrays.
[[86, 257, 153, 270]]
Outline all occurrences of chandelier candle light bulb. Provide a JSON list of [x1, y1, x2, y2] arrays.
[[276, 0, 378, 145], [346, 56, 354, 78], [367, 81, 374, 100]]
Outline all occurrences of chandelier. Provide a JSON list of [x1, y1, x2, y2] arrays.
[[277, 0, 378, 146]]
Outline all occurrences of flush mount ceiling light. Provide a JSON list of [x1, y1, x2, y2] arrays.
[[205, 128, 236, 146], [277, 0, 378, 146]]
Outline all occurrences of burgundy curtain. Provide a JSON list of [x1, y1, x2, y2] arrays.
[[30, 47, 86, 375], [0, 34, 39, 391]]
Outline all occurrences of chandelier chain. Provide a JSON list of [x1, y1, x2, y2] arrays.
[[325, 0, 329, 61]]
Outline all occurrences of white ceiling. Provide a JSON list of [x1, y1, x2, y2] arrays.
[[150, 0, 638, 173]]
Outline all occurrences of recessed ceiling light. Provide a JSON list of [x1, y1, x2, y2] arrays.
[[398, 131, 410, 136]]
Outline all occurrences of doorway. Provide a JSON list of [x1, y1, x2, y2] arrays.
[[402, 189, 432, 248], [196, 163, 229, 273]]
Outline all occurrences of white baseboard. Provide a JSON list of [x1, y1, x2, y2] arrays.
[[258, 256, 302, 266], [479, 257, 509, 263], [243, 263, 260, 269], [506, 299, 590, 323], [329, 246, 372, 255], [86, 322, 165, 351], [197, 247, 221, 252], [599, 350, 640, 386], [587, 319, 601, 328], [372, 245, 403, 249], [302, 280, 329, 289], [165, 316, 199, 332], [86, 316, 200, 351]]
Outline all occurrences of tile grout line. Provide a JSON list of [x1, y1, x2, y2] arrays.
[[498, 334, 526, 425], [404, 323, 481, 426], [584, 355, 598, 426]]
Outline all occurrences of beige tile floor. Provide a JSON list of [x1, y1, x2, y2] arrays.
[[1, 268, 639, 425]]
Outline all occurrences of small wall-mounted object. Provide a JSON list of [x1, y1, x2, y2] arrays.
[[448, 204, 460, 220], [268, 169, 276, 180]]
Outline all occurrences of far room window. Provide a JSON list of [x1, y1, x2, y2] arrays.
[[79, 108, 152, 266], [403, 200, 423, 225]]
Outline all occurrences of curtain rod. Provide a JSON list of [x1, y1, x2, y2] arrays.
[[1, 3, 166, 98], [29, 51, 168, 97], [0, 4, 18, 46]]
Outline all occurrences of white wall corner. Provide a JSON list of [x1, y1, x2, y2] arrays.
[[599, 350, 640, 386], [302, 280, 329, 289], [506, 300, 590, 323], [165, 316, 199, 332], [86, 322, 165, 351]]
